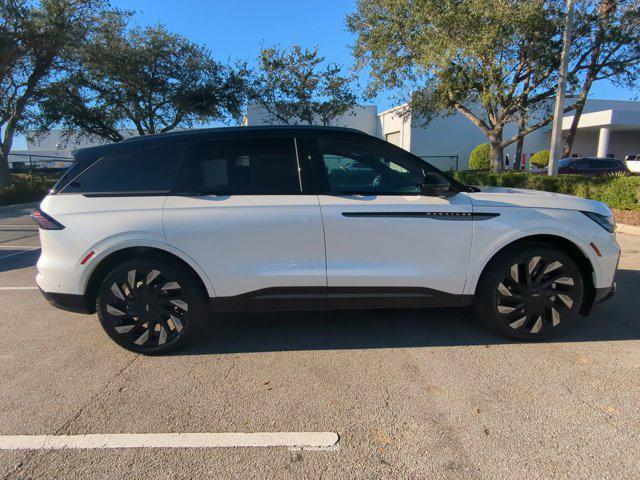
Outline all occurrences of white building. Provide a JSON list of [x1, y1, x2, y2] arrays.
[[247, 99, 640, 171], [13, 98, 640, 172]]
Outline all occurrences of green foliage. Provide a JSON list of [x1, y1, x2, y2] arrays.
[[0, 175, 57, 207], [250, 45, 357, 126], [468, 143, 491, 170], [347, 0, 564, 173], [453, 171, 640, 211], [0, 0, 113, 187], [530, 150, 550, 168], [38, 21, 247, 142]]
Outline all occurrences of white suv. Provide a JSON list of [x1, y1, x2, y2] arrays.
[[33, 126, 620, 354]]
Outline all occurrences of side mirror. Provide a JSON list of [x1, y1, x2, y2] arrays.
[[421, 173, 452, 197]]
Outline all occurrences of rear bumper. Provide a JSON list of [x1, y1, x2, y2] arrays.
[[38, 286, 93, 314]]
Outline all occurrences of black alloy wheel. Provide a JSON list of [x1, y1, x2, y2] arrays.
[[97, 259, 206, 354], [478, 244, 584, 340]]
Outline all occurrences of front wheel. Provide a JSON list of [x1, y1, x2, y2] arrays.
[[96, 258, 207, 354], [476, 244, 584, 341]]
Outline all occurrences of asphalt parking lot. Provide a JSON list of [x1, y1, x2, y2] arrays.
[[0, 204, 639, 479]]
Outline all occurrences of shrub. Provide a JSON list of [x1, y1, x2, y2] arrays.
[[468, 143, 491, 170], [530, 150, 550, 168], [0, 175, 57, 207], [452, 171, 640, 211]]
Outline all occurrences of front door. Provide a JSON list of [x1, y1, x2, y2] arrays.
[[307, 135, 473, 307]]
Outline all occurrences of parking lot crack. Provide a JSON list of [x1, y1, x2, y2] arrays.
[[2, 354, 140, 480]]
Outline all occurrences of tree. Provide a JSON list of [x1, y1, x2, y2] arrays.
[[250, 45, 357, 126], [0, 0, 109, 187], [38, 20, 248, 143], [562, 0, 640, 157], [347, 0, 578, 172]]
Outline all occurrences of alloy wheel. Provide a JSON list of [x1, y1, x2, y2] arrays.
[[495, 255, 578, 335], [102, 268, 190, 348]]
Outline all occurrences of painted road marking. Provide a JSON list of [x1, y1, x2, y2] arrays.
[[0, 432, 340, 450], [0, 287, 38, 290], [0, 248, 40, 260], [0, 245, 40, 249]]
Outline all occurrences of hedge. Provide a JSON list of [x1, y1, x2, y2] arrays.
[[0, 174, 57, 207], [453, 171, 640, 211]]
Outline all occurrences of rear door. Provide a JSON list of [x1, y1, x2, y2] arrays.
[[307, 135, 473, 307], [163, 135, 326, 306]]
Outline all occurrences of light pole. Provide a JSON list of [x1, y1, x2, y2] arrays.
[[548, 0, 576, 176]]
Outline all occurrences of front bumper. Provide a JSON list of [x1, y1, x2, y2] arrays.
[[38, 286, 93, 314], [594, 281, 617, 304]]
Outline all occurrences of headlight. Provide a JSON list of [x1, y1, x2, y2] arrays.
[[581, 211, 616, 233]]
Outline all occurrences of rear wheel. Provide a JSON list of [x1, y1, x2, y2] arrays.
[[477, 244, 584, 340], [96, 258, 207, 354]]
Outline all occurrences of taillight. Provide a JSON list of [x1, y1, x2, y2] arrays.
[[31, 209, 65, 230]]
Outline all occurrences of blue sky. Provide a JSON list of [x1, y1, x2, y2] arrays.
[[14, 0, 636, 149], [109, 0, 636, 103]]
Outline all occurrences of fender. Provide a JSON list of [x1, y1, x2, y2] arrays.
[[463, 226, 601, 296], [77, 237, 216, 297]]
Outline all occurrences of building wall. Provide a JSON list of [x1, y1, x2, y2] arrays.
[[396, 99, 640, 170], [244, 104, 379, 137], [377, 106, 412, 150], [20, 99, 639, 171], [408, 112, 486, 171]]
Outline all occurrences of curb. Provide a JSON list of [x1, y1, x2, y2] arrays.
[[616, 223, 640, 236]]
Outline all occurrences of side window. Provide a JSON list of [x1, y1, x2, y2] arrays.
[[316, 137, 427, 194], [572, 160, 589, 170], [600, 160, 621, 169], [173, 137, 301, 195], [60, 143, 186, 195]]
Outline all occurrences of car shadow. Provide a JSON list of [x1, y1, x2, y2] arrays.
[[177, 268, 640, 355], [0, 249, 40, 273]]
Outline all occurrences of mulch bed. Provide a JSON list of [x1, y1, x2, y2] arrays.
[[613, 209, 640, 227]]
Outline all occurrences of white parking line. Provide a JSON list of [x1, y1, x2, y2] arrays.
[[0, 287, 38, 290], [0, 248, 40, 260], [0, 432, 340, 450]]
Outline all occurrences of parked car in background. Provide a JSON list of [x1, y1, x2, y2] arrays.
[[33, 126, 619, 354], [554, 157, 630, 175], [624, 154, 640, 174]]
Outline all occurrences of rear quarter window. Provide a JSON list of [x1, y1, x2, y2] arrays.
[[60, 143, 187, 195]]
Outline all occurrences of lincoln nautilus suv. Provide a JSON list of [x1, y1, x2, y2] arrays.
[[33, 126, 619, 354]]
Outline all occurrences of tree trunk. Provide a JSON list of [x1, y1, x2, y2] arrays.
[[490, 128, 504, 173], [490, 141, 504, 173], [563, 0, 610, 157], [561, 75, 594, 158], [0, 152, 12, 188], [514, 114, 527, 170]]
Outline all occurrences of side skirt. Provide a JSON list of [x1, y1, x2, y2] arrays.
[[210, 287, 473, 313]]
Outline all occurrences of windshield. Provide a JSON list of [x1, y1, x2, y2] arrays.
[[558, 158, 575, 168]]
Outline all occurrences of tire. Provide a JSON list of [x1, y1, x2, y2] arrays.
[[476, 243, 584, 341], [96, 258, 208, 354]]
